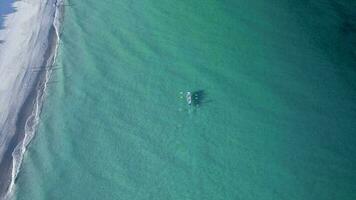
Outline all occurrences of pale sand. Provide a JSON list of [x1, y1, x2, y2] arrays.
[[0, 0, 62, 199]]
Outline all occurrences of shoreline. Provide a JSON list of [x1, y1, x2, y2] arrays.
[[0, 1, 64, 199]]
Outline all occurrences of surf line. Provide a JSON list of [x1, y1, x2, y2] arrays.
[[2, 1, 65, 199]]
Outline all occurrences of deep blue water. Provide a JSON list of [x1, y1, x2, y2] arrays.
[[0, 0, 16, 30]]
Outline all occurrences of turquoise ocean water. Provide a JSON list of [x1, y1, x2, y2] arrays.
[[16, 0, 356, 199]]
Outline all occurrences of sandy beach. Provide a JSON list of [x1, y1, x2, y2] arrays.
[[0, 0, 62, 199]]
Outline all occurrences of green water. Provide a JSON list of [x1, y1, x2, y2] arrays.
[[16, 0, 356, 199]]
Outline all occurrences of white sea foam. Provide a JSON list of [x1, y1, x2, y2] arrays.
[[0, 0, 63, 199]]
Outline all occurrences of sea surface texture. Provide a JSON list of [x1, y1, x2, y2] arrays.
[[16, 0, 356, 200]]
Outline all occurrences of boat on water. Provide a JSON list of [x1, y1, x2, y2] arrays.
[[186, 92, 192, 105]]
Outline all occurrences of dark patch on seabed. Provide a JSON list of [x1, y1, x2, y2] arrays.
[[191, 90, 212, 107]]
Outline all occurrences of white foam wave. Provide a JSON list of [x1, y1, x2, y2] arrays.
[[3, 1, 64, 199]]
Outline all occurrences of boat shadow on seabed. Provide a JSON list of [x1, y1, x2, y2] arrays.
[[190, 90, 208, 107]]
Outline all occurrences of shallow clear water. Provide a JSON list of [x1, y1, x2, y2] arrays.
[[16, 1, 356, 199]]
